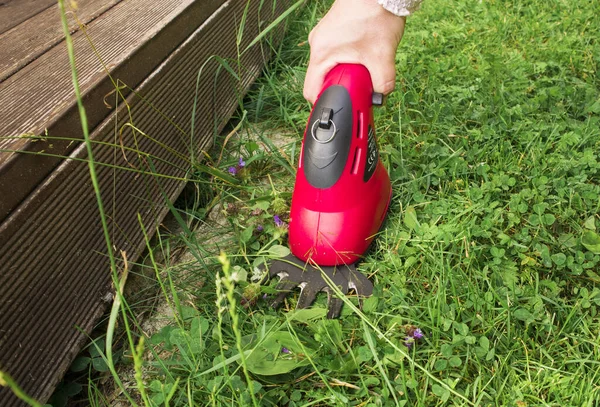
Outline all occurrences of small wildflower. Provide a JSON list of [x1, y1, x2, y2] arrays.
[[256, 224, 264, 232], [274, 215, 285, 227], [251, 266, 264, 282], [403, 325, 424, 349], [412, 328, 424, 340], [238, 157, 246, 168], [240, 283, 262, 308], [281, 347, 290, 354], [225, 202, 240, 215], [262, 293, 268, 300], [228, 166, 237, 175]]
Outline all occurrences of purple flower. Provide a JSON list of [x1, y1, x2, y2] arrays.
[[256, 225, 264, 232], [228, 166, 237, 175], [262, 293, 268, 300], [404, 337, 413, 349], [274, 215, 284, 227], [412, 328, 424, 340], [281, 347, 290, 354], [238, 157, 246, 168]]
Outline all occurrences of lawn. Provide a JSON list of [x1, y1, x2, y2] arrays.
[[52, 0, 600, 405]]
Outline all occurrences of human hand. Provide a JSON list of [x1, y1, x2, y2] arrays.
[[303, 0, 406, 104]]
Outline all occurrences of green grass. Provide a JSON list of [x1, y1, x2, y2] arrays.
[[38, 0, 600, 405]]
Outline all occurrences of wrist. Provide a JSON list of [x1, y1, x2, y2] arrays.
[[331, 0, 406, 31], [377, 0, 421, 17]]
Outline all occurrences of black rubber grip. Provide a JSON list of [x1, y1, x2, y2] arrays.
[[303, 85, 353, 189]]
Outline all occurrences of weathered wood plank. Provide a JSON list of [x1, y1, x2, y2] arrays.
[[0, 0, 123, 81], [0, 0, 55, 35], [0, 0, 289, 405], [0, 0, 224, 222]]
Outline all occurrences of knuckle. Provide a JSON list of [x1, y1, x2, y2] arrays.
[[308, 29, 317, 46], [382, 81, 396, 95]]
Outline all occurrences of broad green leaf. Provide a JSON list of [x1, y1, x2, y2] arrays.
[[267, 245, 291, 258], [449, 356, 462, 367], [440, 344, 453, 358], [363, 377, 380, 387], [291, 390, 302, 402], [383, 348, 405, 365], [287, 307, 327, 323], [191, 316, 209, 337], [434, 359, 448, 371], [474, 346, 487, 358], [404, 256, 417, 268], [88, 338, 104, 358], [240, 226, 254, 244], [245, 331, 314, 375], [543, 214, 556, 226], [558, 233, 577, 248], [229, 375, 246, 391], [70, 356, 91, 372], [92, 357, 109, 372], [479, 336, 490, 351], [586, 270, 600, 284], [356, 346, 373, 363], [252, 201, 270, 211], [582, 231, 600, 254], [453, 321, 468, 336], [432, 384, 450, 402], [169, 328, 188, 346], [181, 306, 199, 320], [465, 335, 477, 345], [231, 266, 248, 282], [490, 247, 505, 258], [404, 206, 420, 231], [551, 253, 566, 266], [584, 216, 596, 230], [586, 98, 600, 113], [250, 381, 262, 394], [513, 308, 535, 323], [362, 295, 379, 314], [533, 203, 547, 214], [200, 351, 251, 376], [64, 381, 83, 397]]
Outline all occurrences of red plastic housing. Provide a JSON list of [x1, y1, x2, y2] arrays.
[[289, 64, 392, 266]]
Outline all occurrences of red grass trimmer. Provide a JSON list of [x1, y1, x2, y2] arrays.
[[265, 64, 392, 318]]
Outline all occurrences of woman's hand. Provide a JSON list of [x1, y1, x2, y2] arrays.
[[303, 0, 406, 103]]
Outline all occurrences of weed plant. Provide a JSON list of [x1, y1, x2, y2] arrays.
[[3, 0, 599, 406]]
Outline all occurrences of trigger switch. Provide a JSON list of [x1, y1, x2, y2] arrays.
[[319, 108, 333, 129], [372, 92, 384, 106]]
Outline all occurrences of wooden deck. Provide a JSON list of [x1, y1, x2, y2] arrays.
[[0, 0, 289, 404]]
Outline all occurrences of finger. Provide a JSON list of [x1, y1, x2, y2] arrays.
[[364, 56, 397, 95], [303, 58, 337, 104]]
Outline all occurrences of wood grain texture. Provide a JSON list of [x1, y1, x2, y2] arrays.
[[0, 0, 224, 222], [0, 0, 289, 405], [0, 0, 123, 81], [0, 0, 55, 34]]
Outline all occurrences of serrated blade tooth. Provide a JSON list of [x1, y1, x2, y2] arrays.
[[296, 286, 318, 309]]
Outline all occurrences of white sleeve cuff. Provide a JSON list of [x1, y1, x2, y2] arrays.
[[377, 0, 423, 16]]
